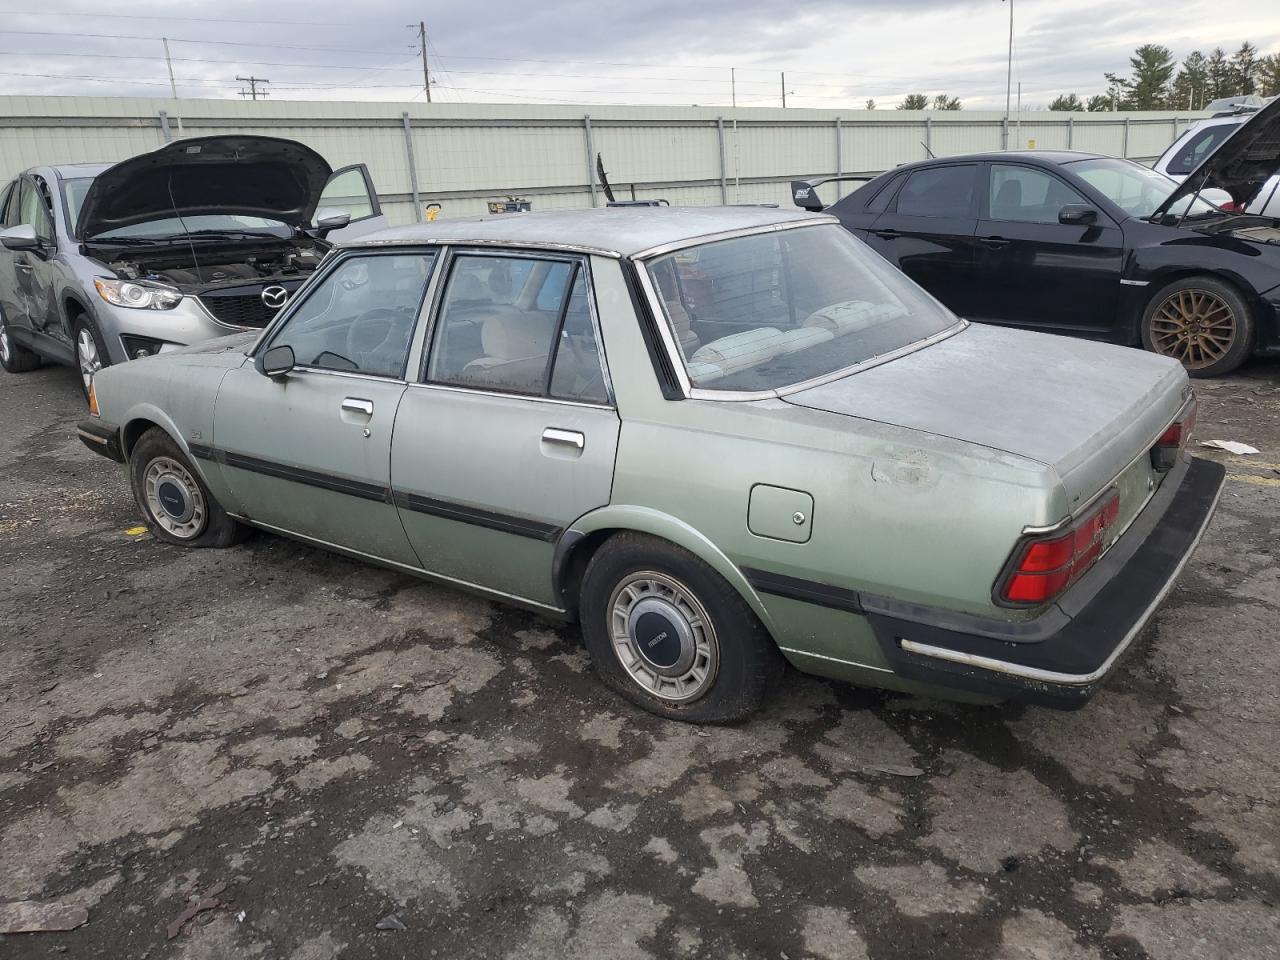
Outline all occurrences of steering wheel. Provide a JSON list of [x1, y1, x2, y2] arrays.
[[345, 307, 412, 363]]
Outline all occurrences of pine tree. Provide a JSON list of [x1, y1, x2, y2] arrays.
[[1085, 94, 1112, 112], [1124, 44, 1176, 108], [1230, 41, 1260, 95], [897, 94, 929, 110], [1261, 54, 1280, 98], [1171, 51, 1208, 110], [1206, 47, 1231, 100], [1048, 93, 1084, 111], [932, 94, 962, 111], [865, 99, 876, 110]]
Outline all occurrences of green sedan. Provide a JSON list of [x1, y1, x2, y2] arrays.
[[78, 207, 1224, 723]]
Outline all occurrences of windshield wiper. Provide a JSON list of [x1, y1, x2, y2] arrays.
[[183, 230, 285, 240]]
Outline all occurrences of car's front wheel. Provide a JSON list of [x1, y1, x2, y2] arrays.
[[579, 533, 785, 724], [1141, 276, 1254, 378], [0, 306, 42, 373], [129, 428, 247, 548], [73, 315, 111, 402]]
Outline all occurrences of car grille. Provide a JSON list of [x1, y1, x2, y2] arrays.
[[197, 293, 278, 328]]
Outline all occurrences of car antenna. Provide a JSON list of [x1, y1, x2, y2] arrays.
[[167, 171, 203, 283], [920, 141, 935, 159]]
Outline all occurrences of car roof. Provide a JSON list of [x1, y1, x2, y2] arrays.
[[351, 206, 832, 258], [45, 163, 113, 179]]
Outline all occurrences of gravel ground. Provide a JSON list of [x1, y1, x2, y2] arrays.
[[1, 358, 1278, 960]]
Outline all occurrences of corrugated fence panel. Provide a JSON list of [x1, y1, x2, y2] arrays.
[[0, 98, 1207, 220]]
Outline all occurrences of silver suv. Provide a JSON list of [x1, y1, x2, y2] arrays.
[[0, 135, 387, 397]]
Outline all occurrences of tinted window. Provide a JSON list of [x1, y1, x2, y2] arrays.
[[268, 252, 435, 378], [865, 173, 906, 214], [988, 164, 1087, 223], [895, 165, 976, 217], [1165, 123, 1237, 176], [428, 255, 608, 403], [0, 181, 15, 226], [648, 224, 958, 393]]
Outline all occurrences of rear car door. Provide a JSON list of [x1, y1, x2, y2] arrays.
[[210, 249, 438, 564], [973, 163, 1124, 335], [315, 164, 388, 242], [863, 163, 980, 317], [391, 249, 620, 608]]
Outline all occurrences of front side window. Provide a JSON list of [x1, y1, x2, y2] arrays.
[[1065, 157, 1216, 219], [895, 165, 977, 218], [267, 252, 436, 378], [18, 178, 53, 242], [1164, 123, 1237, 176], [988, 164, 1088, 224], [647, 224, 958, 393], [427, 254, 608, 403]]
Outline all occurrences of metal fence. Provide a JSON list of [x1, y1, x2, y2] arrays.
[[0, 97, 1207, 225]]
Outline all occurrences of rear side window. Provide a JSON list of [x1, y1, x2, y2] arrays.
[[427, 255, 609, 404], [864, 173, 906, 214], [895, 165, 977, 218], [1165, 123, 1237, 176]]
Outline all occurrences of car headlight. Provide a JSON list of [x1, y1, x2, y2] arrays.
[[93, 277, 183, 310]]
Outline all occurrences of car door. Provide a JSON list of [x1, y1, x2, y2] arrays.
[[863, 163, 980, 317], [0, 179, 28, 334], [8, 177, 59, 338], [973, 163, 1124, 335], [391, 249, 620, 608], [211, 248, 438, 565], [314, 164, 388, 242]]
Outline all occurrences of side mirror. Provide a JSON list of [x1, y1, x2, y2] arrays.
[[314, 208, 352, 236], [0, 224, 41, 251], [258, 343, 296, 380], [790, 181, 825, 212], [1058, 204, 1098, 226]]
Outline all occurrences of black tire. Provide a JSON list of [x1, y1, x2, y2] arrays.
[[129, 428, 247, 548], [0, 306, 42, 373], [71, 313, 111, 402], [579, 532, 785, 724], [1140, 276, 1254, 378]]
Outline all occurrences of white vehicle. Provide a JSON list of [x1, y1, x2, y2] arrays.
[[1155, 101, 1280, 217]]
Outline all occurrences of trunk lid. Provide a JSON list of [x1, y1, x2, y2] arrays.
[[76, 135, 332, 242], [782, 323, 1190, 510]]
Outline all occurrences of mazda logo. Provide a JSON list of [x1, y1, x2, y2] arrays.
[[261, 286, 289, 310]]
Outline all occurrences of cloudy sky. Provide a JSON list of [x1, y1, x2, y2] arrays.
[[0, 0, 1275, 109]]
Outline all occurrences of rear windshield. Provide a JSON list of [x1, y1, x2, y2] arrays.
[[646, 223, 958, 393]]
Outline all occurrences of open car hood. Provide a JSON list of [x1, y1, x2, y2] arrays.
[[1153, 96, 1280, 219], [76, 135, 332, 241]]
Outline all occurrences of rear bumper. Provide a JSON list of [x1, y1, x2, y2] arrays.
[[862, 456, 1225, 708], [77, 419, 124, 463]]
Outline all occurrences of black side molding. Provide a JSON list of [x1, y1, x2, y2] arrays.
[[76, 420, 124, 463], [392, 491, 561, 543], [742, 566, 864, 614]]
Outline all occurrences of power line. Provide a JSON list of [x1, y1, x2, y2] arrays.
[[237, 75, 269, 100], [0, 9, 373, 26], [0, 28, 405, 55]]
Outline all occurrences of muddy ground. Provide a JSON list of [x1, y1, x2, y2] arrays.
[[1, 358, 1278, 960]]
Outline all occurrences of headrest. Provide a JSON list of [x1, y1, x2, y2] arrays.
[[480, 309, 555, 360]]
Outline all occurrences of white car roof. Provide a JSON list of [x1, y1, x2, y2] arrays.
[[349, 206, 832, 259]]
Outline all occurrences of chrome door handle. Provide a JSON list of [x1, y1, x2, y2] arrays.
[[542, 428, 584, 449], [342, 397, 374, 416]]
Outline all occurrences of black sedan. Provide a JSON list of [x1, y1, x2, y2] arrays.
[[793, 98, 1280, 377]]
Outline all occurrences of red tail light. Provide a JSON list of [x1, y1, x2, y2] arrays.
[[997, 491, 1121, 606], [1153, 402, 1196, 471]]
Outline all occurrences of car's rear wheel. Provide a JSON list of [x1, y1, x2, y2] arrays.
[[72, 315, 110, 402], [129, 428, 247, 548], [0, 306, 42, 373], [1141, 276, 1253, 378], [578, 533, 784, 724]]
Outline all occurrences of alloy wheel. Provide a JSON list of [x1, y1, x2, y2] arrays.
[[0, 321, 10, 365], [1149, 288, 1236, 370], [77, 327, 102, 394], [143, 456, 207, 540], [608, 570, 719, 703]]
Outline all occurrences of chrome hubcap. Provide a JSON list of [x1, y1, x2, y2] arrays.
[[1150, 289, 1235, 370], [609, 571, 718, 703], [77, 328, 101, 392], [143, 456, 206, 539]]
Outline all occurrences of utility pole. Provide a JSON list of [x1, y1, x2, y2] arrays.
[[418, 21, 432, 103], [781, 72, 786, 108], [162, 38, 183, 133], [1002, 0, 1013, 149], [236, 76, 269, 100], [731, 67, 736, 109]]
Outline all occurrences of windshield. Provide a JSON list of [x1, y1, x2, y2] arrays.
[[646, 223, 959, 393], [61, 177, 290, 239], [1064, 157, 1217, 219]]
